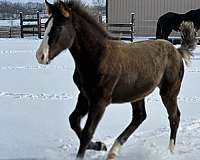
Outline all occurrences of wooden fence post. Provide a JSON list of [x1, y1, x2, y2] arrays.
[[37, 11, 41, 39], [131, 13, 135, 42], [20, 12, 24, 38], [9, 27, 12, 38]]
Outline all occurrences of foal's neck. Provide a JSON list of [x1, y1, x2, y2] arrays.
[[69, 12, 108, 68]]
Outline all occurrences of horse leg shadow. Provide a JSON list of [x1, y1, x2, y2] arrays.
[[69, 93, 107, 152], [107, 99, 147, 160]]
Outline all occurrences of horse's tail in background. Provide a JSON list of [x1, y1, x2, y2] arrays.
[[178, 21, 198, 65], [156, 19, 163, 39]]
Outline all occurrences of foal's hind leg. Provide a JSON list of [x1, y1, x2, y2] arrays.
[[160, 92, 181, 153], [107, 99, 146, 160], [160, 80, 182, 153], [69, 93, 107, 151], [160, 61, 184, 153], [161, 95, 180, 153]]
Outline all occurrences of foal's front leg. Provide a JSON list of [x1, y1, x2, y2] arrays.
[[69, 93, 88, 139], [71, 69, 107, 151], [69, 93, 107, 151], [76, 97, 108, 159], [75, 72, 120, 159]]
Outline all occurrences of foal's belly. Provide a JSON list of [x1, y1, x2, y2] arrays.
[[111, 76, 159, 103]]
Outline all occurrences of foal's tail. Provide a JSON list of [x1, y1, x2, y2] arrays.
[[178, 21, 198, 65]]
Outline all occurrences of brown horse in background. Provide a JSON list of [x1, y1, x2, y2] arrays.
[[36, 1, 197, 159]]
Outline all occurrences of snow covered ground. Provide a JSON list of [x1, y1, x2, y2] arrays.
[[0, 38, 200, 160]]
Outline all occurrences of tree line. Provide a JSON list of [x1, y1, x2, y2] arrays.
[[0, 0, 106, 22], [0, 1, 45, 19]]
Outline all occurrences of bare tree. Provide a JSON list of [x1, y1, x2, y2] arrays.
[[0, 1, 45, 19], [92, 0, 105, 23], [92, 0, 105, 7]]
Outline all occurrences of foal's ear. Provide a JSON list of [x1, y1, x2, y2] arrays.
[[59, 1, 70, 18], [45, 0, 53, 16]]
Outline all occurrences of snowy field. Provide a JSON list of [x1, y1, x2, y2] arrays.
[[0, 38, 200, 160]]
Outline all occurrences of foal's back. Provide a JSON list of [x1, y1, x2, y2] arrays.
[[103, 39, 181, 74], [102, 39, 182, 103]]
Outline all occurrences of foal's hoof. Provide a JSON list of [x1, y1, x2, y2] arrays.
[[169, 139, 175, 153], [107, 153, 117, 160], [76, 154, 84, 160], [87, 141, 107, 151]]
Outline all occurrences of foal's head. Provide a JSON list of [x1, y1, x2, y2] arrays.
[[36, 0, 76, 64]]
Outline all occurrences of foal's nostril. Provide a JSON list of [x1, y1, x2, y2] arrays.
[[41, 54, 44, 61], [36, 51, 49, 64]]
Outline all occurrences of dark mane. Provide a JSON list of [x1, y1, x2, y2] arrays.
[[54, 0, 117, 40]]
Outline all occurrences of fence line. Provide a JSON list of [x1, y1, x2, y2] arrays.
[[106, 13, 135, 41], [0, 11, 46, 38], [20, 11, 44, 39], [0, 12, 135, 41]]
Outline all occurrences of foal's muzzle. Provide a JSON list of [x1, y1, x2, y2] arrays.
[[36, 51, 50, 65]]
